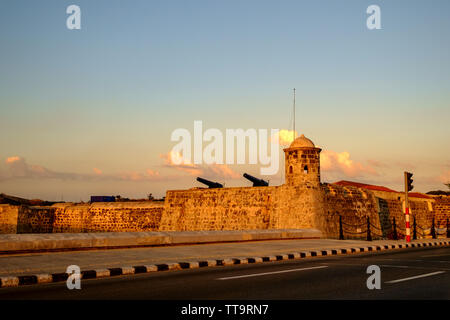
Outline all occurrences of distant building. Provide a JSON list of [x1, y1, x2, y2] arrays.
[[90, 196, 115, 203]]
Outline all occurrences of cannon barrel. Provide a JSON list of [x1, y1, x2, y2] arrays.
[[196, 177, 223, 188], [243, 173, 269, 187]]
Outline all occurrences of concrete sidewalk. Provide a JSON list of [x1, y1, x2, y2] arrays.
[[0, 229, 321, 253], [0, 237, 448, 278]]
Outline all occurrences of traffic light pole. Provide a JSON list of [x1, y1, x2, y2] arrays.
[[404, 172, 411, 242]]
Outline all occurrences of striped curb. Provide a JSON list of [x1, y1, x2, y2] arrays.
[[0, 240, 448, 289]]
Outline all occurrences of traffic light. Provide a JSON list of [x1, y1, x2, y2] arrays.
[[406, 172, 413, 192]]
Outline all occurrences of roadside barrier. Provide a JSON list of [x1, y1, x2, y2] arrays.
[[338, 215, 449, 241]]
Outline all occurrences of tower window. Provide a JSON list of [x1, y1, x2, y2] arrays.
[[289, 166, 293, 174], [303, 165, 308, 174]]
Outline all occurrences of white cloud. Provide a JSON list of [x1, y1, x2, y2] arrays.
[[271, 129, 298, 146], [1, 156, 164, 182], [320, 150, 378, 179], [160, 151, 240, 180]]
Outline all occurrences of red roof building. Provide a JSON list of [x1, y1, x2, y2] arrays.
[[332, 180, 431, 199]]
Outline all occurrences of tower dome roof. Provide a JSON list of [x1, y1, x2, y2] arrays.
[[289, 134, 315, 148]]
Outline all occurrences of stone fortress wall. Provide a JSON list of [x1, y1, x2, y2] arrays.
[[160, 185, 321, 231], [0, 135, 448, 237], [319, 183, 381, 239], [0, 205, 19, 234], [0, 191, 446, 237], [52, 202, 164, 233]]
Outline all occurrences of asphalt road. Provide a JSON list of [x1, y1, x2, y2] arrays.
[[1, 246, 449, 300], [0, 238, 389, 277]]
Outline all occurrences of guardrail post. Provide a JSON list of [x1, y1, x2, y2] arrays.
[[393, 217, 398, 240], [367, 217, 372, 241], [447, 218, 450, 239], [339, 215, 344, 240], [431, 217, 436, 239], [413, 216, 417, 240]]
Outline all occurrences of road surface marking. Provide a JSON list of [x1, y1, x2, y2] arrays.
[[385, 271, 445, 284], [375, 258, 426, 262], [216, 265, 328, 280], [380, 265, 411, 269], [421, 253, 450, 258]]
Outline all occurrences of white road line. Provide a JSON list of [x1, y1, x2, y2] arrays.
[[376, 258, 427, 262], [385, 271, 446, 284], [380, 265, 412, 269], [421, 254, 450, 258], [216, 265, 328, 280]]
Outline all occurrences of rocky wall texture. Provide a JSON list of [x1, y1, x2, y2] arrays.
[[0, 189, 448, 236], [160, 185, 321, 232], [433, 196, 450, 227], [160, 187, 278, 231], [17, 206, 55, 233], [319, 184, 381, 239], [382, 199, 433, 238], [0, 205, 19, 234], [52, 202, 164, 233]]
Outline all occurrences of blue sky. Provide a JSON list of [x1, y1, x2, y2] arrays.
[[0, 0, 449, 201]]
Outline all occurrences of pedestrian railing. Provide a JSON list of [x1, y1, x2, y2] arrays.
[[338, 215, 450, 241], [414, 217, 449, 240]]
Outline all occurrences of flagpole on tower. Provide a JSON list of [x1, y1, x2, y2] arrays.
[[293, 88, 296, 141]]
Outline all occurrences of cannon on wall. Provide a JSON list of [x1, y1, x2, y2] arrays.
[[243, 173, 269, 187], [196, 177, 224, 189]]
